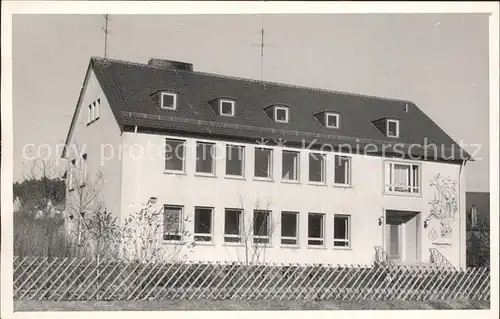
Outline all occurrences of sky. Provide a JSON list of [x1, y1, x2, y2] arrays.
[[12, 13, 490, 191]]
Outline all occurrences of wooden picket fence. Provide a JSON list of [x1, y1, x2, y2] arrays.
[[13, 256, 490, 301]]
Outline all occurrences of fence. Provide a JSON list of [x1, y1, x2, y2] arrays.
[[13, 256, 490, 301]]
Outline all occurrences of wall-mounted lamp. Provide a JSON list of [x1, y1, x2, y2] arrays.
[[423, 218, 430, 228], [148, 197, 158, 205], [378, 217, 384, 226]]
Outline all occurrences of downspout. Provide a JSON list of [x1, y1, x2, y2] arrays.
[[458, 159, 468, 268]]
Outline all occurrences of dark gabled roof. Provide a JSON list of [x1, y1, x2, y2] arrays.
[[85, 56, 471, 162]]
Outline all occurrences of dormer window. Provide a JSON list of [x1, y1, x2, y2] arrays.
[[264, 104, 291, 123], [387, 119, 399, 137], [314, 111, 340, 129], [219, 99, 235, 117], [274, 106, 289, 123], [325, 113, 340, 129], [161, 92, 177, 110]]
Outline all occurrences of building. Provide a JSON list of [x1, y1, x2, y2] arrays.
[[466, 191, 490, 267], [62, 57, 472, 267]]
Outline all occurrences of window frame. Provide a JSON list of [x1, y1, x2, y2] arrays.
[[193, 206, 214, 244], [224, 208, 243, 244], [219, 99, 235, 117], [307, 213, 325, 247], [386, 119, 400, 138], [225, 144, 245, 178], [68, 159, 76, 191], [164, 138, 186, 173], [163, 205, 184, 243], [80, 153, 88, 187], [87, 104, 92, 124], [384, 160, 421, 195], [274, 106, 289, 123], [87, 99, 100, 125], [254, 147, 273, 180], [333, 155, 351, 187], [195, 141, 216, 176], [281, 150, 300, 182], [280, 211, 299, 247], [95, 99, 100, 120], [333, 214, 351, 249], [160, 92, 178, 110], [308, 152, 326, 184], [325, 112, 340, 129], [253, 210, 272, 245]]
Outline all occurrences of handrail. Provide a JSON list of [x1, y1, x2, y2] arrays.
[[429, 248, 454, 269], [374, 246, 393, 265]]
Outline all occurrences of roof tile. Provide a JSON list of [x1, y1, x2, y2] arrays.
[[90, 57, 470, 161]]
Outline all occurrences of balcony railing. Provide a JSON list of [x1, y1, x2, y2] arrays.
[[384, 184, 420, 194]]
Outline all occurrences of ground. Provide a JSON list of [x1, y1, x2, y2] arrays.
[[14, 300, 490, 311]]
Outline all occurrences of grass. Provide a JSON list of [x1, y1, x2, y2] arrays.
[[14, 299, 490, 311], [14, 210, 74, 257]]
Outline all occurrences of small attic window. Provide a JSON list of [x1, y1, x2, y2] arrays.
[[274, 106, 289, 123], [219, 99, 235, 117], [325, 113, 340, 129], [161, 92, 177, 110], [387, 119, 399, 138]]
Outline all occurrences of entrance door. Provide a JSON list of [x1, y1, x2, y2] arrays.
[[386, 223, 402, 261]]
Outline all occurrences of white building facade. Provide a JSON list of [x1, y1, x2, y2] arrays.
[[63, 57, 470, 268]]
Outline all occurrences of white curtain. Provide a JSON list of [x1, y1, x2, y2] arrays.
[[394, 165, 409, 190]]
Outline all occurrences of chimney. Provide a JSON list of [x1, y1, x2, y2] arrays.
[[148, 58, 193, 71]]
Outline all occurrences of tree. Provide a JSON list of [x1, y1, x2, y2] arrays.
[[65, 167, 107, 257], [13, 157, 70, 257], [120, 199, 195, 263], [228, 192, 279, 265], [80, 209, 121, 261], [14, 157, 65, 215], [467, 213, 490, 267]]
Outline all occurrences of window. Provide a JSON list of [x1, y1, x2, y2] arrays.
[[68, 159, 76, 191], [88, 104, 92, 124], [308, 213, 324, 246], [282, 151, 299, 181], [165, 139, 185, 172], [385, 162, 420, 194], [196, 142, 215, 174], [333, 155, 351, 186], [80, 154, 88, 187], [94, 99, 100, 120], [281, 212, 298, 246], [253, 210, 271, 244], [164, 205, 183, 241], [326, 113, 340, 129], [226, 145, 244, 177], [87, 99, 100, 124], [161, 92, 177, 110], [92, 102, 96, 121], [334, 215, 350, 248], [309, 153, 325, 183], [254, 148, 272, 179], [224, 209, 243, 243], [219, 100, 235, 117], [387, 119, 399, 137], [274, 106, 289, 123], [194, 207, 213, 243]]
